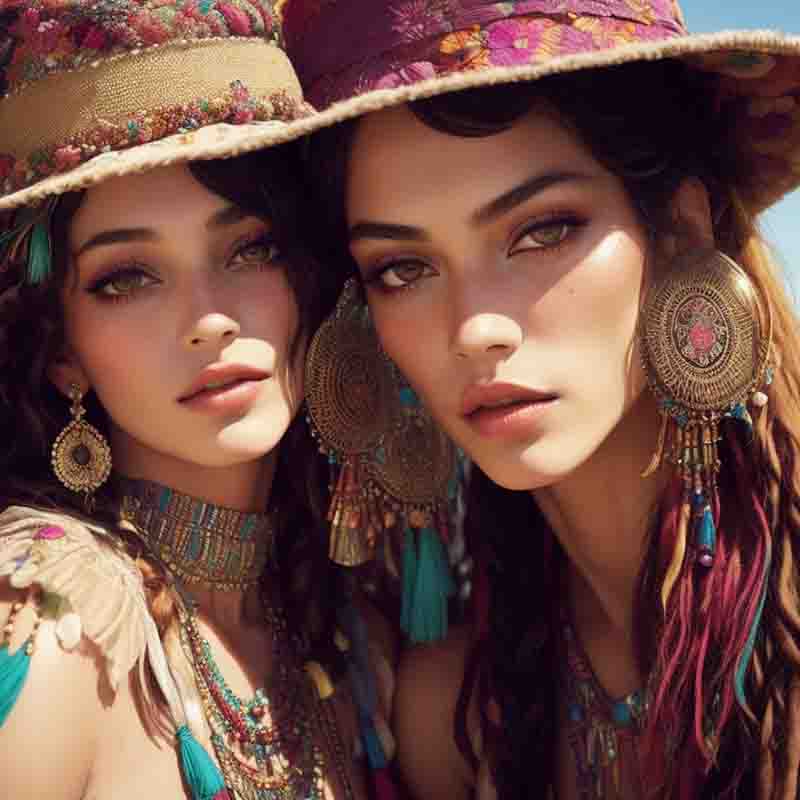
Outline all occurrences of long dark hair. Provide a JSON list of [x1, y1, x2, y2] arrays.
[[0, 145, 345, 676], [305, 59, 800, 798]]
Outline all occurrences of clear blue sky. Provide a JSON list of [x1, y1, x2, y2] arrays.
[[681, 1, 799, 297]]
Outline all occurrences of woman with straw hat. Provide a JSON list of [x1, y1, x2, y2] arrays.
[[285, 1, 800, 797], [0, 2, 425, 798]]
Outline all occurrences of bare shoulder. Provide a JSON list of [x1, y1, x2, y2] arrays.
[[0, 579, 107, 800], [394, 624, 476, 800]]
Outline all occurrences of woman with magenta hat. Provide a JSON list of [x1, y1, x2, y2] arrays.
[[285, 1, 800, 797]]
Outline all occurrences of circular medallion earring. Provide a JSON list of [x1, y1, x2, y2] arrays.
[[638, 249, 773, 600], [51, 383, 112, 499], [304, 279, 460, 644]]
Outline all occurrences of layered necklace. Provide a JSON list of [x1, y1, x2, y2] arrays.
[[562, 621, 648, 800], [118, 478, 353, 800]]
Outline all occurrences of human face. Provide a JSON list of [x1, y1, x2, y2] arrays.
[[56, 164, 301, 481], [347, 104, 651, 491]]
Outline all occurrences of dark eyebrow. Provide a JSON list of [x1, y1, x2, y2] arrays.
[[349, 222, 429, 244], [348, 171, 593, 244], [74, 205, 253, 258], [472, 171, 593, 225]]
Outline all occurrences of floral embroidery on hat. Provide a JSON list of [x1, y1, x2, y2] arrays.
[[0, 81, 308, 195], [0, 0, 280, 95]]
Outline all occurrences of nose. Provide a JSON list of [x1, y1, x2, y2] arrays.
[[183, 313, 240, 349], [455, 313, 523, 360]]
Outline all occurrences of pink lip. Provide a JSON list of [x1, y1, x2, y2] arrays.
[[461, 382, 557, 417], [461, 382, 558, 440], [179, 363, 271, 403]]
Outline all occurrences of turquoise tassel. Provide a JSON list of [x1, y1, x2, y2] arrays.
[[0, 641, 31, 727], [407, 527, 455, 644], [735, 537, 772, 710], [696, 507, 716, 567], [400, 527, 417, 636], [26, 222, 52, 285], [176, 725, 229, 800], [361, 716, 389, 770]]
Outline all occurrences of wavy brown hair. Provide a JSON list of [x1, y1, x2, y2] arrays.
[[0, 146, 346, 681], [306, 59, 800, 798]]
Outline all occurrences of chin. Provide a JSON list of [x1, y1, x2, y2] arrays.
[[473, 437, 595, 492], [215, 410, 294, 458]]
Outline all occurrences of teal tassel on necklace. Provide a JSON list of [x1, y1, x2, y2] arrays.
[[176, 724, 230, 800], [0, 641, 32, 727]]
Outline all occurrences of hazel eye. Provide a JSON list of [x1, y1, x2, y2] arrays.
[[231, 235, 282, 269], [91, 268, 157, 298], [379, 261, 431, 288], [509, 220, 577, 256]]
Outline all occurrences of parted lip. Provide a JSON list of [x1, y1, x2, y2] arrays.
[[179, 363, 271, 402], [461, 382, 558, 417]]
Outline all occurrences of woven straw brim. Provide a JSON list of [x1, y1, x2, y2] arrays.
[[297, 28, 800, 208], [0, 114, 326, 212]]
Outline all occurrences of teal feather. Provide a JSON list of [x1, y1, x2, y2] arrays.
[[408, 527, 455, 644], [26, 222, 52, 285], [400, 527, 417, 636], [361, 716, 389, 770], [176, 724, 229, 800], [735, 536, 772, 710], [0, 641, 31, 728]]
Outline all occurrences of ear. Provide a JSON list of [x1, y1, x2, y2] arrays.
[[670, 177, 715, 251], [47, 349, 89, 400]]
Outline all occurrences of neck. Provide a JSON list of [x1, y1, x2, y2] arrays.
[[110, 433, 279, 513], [533, 392, 668, 645], [117, 470, 278, 630]]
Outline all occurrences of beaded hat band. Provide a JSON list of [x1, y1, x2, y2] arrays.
[[0, 0, 317, 212]]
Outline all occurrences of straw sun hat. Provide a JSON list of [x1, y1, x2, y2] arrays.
[[0, 0, 324, 212], [282, 0, 800, 214]]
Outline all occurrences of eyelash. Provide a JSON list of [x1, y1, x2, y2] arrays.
[[86, 232, 282, 303], [363, 213, 587, 293]]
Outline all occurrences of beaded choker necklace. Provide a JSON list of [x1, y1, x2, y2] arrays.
[[563, 621, 648, 799], [117, 477, 274, 591]]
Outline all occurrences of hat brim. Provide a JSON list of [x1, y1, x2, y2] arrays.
[[0, 114, 327, 212], [298, 28, 800, 210]]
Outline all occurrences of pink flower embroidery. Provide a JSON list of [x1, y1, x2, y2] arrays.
[[81, 25, 107, 51], [53, 146, 82, 172], [487, 18, 547, 66], [34, 525, 65, 541], [218, 3, 253, 36], [375, 61, 436, 89], [0, 155, 15, 181]]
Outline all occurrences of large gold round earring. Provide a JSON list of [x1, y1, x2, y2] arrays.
[[305, 279, 459, 643], [51, 383, 112, 497], [638, 249, 772, 601]]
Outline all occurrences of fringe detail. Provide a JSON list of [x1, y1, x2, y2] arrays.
[[0, 641, 30, 727], [176, 724, 229, 800]]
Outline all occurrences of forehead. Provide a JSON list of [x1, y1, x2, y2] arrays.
[[346, 102, 603, 222], [70, 164, 227, 243]]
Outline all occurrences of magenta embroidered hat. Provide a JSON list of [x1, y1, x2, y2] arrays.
[[0, 0, 325, 211], [282, 0, 800, 212]]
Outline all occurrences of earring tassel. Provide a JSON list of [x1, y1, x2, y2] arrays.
[[695, 505, 716, 568], [400, 527, 417, 636], [176, 724, 230, 800], [0, 641, 31, 727], [407, 527, 455, 644], [661, 500, 690, 614]]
